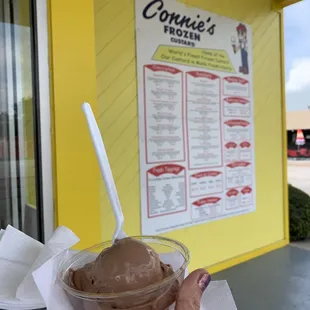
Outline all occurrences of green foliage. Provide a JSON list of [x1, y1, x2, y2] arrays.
[[289, 184, 310, 241]]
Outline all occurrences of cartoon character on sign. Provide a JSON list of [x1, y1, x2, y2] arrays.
[[231, 23, 249, 75]]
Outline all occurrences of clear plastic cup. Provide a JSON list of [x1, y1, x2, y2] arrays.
[[58, 236, 190, 310]]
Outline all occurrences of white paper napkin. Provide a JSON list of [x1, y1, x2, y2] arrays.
[[33, 251, 78, 310], [0, 225, 43, 299], [0, 225, 80, 310], [16, 226, 80, 302], [0, 299, 44, 310]]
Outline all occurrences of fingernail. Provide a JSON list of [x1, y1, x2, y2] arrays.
[[198, 273, 211, 292]]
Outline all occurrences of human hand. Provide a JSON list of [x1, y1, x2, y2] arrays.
[[175, 269, 211, 310]]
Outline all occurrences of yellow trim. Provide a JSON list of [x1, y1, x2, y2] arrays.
[[279, 10, 290, 243], [207, 240, 289, 274], [48, 0, 101, 248], [273, 0, 302, 10]]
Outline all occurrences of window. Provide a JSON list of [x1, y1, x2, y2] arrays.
[[0, 0, 51, 241]]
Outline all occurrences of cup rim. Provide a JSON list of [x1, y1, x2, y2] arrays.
[[58, 235, 190, 301]]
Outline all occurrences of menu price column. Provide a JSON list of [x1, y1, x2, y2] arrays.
[[223, 97, 250, 117], [222, 74, 255, 214], [224, 142, 238, 163], [190, 171, 223, 197], [186, 71, 222, 169], [224, 120, 251, 141], [226, 189, 240, 210], [226, 161, 252, 189], [223, 76, 250, 97], [240, 186, 253, 206], [144, 64, 185, 164], [191, 197, 223, 221], [240, 141, 252, 161]]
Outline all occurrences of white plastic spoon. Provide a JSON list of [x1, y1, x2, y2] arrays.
[[82, 102, 127, 243]]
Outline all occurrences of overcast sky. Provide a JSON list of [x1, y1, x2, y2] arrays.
[[284, 0, 310, 111]]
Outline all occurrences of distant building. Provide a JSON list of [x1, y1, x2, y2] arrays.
[[287, 110, 310, 158]]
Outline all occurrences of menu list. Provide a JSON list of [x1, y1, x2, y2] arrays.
[[144, 65, 185, 164], [136, 0, 256, 235], [141, 64, 255, 233]]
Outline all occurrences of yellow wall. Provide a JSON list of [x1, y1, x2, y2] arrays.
[[93, 0, 287, 271], [48, 0, 102, 248]]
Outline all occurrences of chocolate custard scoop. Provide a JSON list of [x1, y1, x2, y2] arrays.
[[71, 238, 174, 294]]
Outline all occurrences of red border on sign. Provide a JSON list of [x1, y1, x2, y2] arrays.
[[225, 161, 253, 189], [225, 188, 240, 210], [224, 141, 239, 163], [189, 171, 224, 198], [190, 196, 223, 221], [143, 64, 186, 165], [185, 71, 223, 170], [222, 76, 250, 98], [223, 120, 251, 142], [240, 186, 254, 207], [146, 164, 188, 218], [225, 186, 253, 210], [239, 141, 252, 161], [223, 96, 251, 118]]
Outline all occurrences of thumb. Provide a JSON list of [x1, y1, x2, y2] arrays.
[[175, 269, 211, 310]]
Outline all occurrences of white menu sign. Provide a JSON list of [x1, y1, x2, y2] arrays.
[[135, 0, 256, 235]]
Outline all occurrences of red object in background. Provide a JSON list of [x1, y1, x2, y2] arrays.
[[296, 129, 305, 146], [288, 150, 298, 157], [236, 23, 247, 32], [288, 148, 310, 158], [299, 148, 308, 156]]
